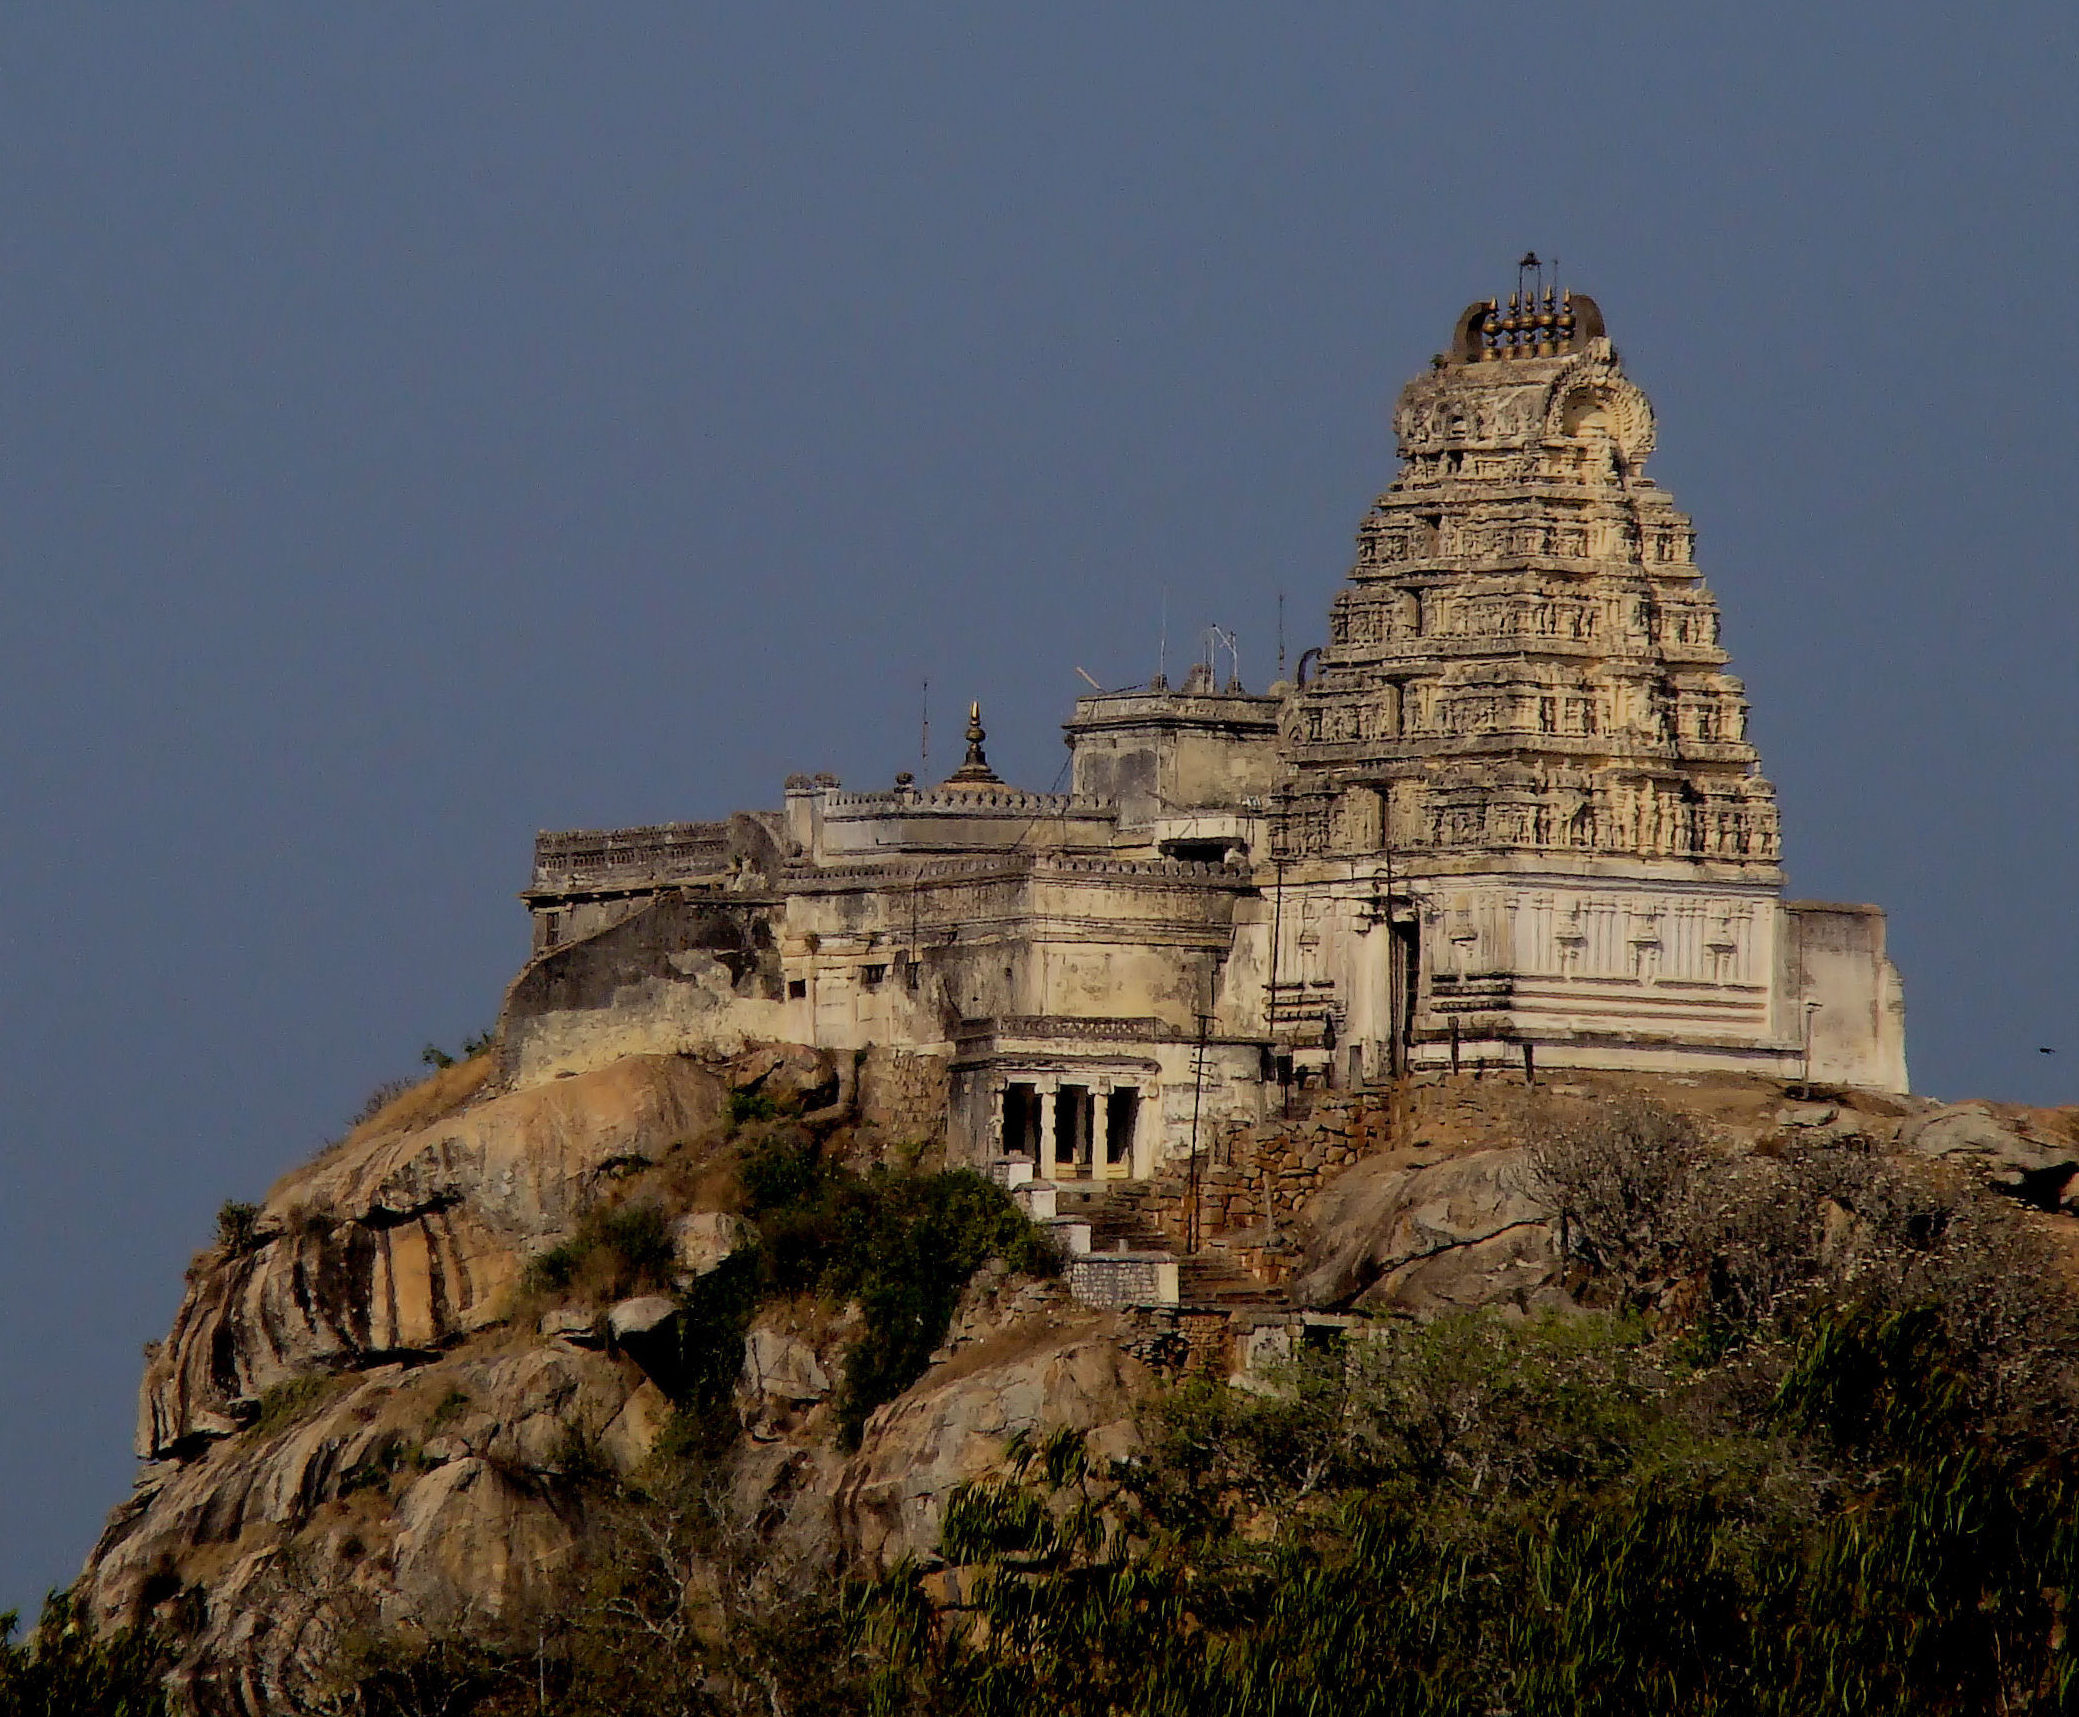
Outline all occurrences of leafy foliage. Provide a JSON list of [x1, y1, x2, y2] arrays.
[[864, 1301, 2079, 1715], [858, 1102, 2079, 1716], [728, 1087, 782, 1127], [212, 1198, 261, 1257], [525, 1130, 1060, 1456], [525, 1198, 679, 1301], [737, 1131, 1059, 1445], [196, 1093, 2079, 1714], [0, 1591, 174, 1717]]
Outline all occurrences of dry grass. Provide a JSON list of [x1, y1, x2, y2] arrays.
[[350, 1053, 496, 1143], [273, 1054, 498, 1202], [1368, 1067, 1926, 1166], [918, 1307, 1110, 1394]]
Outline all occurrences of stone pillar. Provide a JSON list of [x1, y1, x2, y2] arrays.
[[1036, 1086, 1057, 1181]]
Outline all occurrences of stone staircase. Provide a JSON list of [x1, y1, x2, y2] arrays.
[[1053, 1181, 1288, 1310]]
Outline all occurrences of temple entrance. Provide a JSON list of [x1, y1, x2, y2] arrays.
[[1389, 918, 1421, 1076], [1053, 1084, 1094, 1178]]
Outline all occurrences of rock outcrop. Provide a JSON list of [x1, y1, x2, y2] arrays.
[[82, 1028, 2079, 1716], [82, 1043, 1151, 1715], [1292, 1147, 1562, 1314], [835, 1318, 1149, 1568], [137, 1054, 726, 1457], [1901, 1101, 2079, 1209]]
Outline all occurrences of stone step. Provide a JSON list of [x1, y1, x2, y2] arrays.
[[1177, 1259, 1287, 1310], [1050, 1179, 1290, 1310]]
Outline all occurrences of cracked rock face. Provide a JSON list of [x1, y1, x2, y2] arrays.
[[136, 1054, 725, 1459], [833, 1318, 1149, 1569], [1292, 1148, 1562, 1314], [81, 1040, 1145, 1716], [90, 1342, 638, 1715]]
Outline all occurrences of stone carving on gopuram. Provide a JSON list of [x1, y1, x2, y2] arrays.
[[1265, 261, 1901, 1092], [1278, 273, 1778, 873]]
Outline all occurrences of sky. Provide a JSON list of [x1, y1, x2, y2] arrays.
[[2, 3, 2075, 1616]]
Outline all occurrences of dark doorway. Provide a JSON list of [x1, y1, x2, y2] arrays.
[[1160, 837, 1238, 865], [1053, 1084, 1093, 1178], [1104, 1089, 1139, 1174], [1390, 918, 1421, 1076], [1002, 1082, 1040, 1158]]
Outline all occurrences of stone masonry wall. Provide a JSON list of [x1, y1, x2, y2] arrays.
[[1117, 1306, 1241, 1379], [1129, 1088, 1398, 1283], [857, 1047, 951, 1152]]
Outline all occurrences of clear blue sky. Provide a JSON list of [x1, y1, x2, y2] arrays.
[[3, 3, 2074, 1616]]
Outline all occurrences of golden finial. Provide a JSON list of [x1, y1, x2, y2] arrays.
[[941, 699, 1003, 789]]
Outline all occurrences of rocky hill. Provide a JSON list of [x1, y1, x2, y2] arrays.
[[70, 1024, 2079, 1714]]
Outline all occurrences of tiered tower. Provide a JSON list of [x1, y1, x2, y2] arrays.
[[1278, 279, 1780, 874], [1258, 274, 1900, 1088]]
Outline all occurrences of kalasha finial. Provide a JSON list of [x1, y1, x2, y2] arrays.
[[1459, 266, 1599, 364], [940, 699, 1004, 789]]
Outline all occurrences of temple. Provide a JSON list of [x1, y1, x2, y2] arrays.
[[510, 274, 1907, 1186]]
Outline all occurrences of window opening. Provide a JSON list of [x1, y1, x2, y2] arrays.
[[1160, 837, 1238, 865]]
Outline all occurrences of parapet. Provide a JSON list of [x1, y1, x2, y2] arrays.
[[531, 821, 731, 892], [529, 813, 783, 897]]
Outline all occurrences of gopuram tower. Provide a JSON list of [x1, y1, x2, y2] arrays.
[[1264, 267, 1906, 1090]]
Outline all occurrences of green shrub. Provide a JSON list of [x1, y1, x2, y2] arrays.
[[733, 1137, 1059, 1446], [613, 1136, 1062, 1458], [855, 1112, 2079, 1717], [525, 1199, 677, 1301], [0, 1591, 174, 1717], [249, 1373, 346, 1440], [727, 1088, 782, 1129], [863, 1301, 2079, 1716], [656, 1249, 768, 1460], [213, 1199, 261, 1257]]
